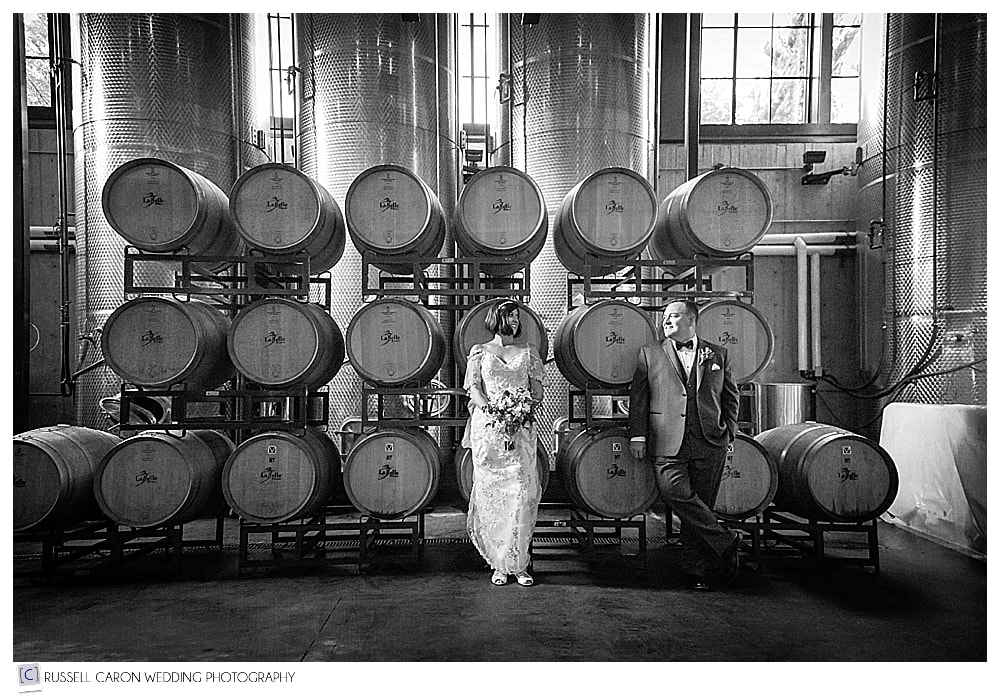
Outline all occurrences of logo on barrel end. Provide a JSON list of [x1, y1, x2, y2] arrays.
[[605, 332, 626, 347], [494, 174, 508, 191], [264, 331, 285, 347], [492, 198, 511, 214], [605, 200, 625, 214], [265, 196, 288, 213], [142, 192, 164, 208], [379, 197, 399, 212], [718, 331, 738, 346], [259, 467, 282, 483], [14, 476, 26, 488], [838, 466, 859, 482], [717, 200, 738, 215], [135, 470, 158, 486], [378, 464, 399, 480], [140, 330, 163, 347], [380, 330, 401, 345]]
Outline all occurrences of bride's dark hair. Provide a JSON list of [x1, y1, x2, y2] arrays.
[[484, 299, 523, 338]]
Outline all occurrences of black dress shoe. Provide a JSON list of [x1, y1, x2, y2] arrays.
[[684, 574, 712, 591], [721, 531, 743, 585]]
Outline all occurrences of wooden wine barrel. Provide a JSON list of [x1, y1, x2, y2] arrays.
[[222, 428, 342, 524], [453, 299, 549, 371], [102, 157, 241, 258], [553, 168, 657, 275], [101, 297, 235, 390], [344, 164, 446, 273], [454, 440, 550, 503], [14, 425, 121, 532], [94, 430, 234, 528], [696, 300, 774, 384], [346, 298, 446, 386], [554, 300, 657, 389], [229, 163, 346, 273], [455, 166, 547, 275], [555, 425, 659, 519], [650, 167, 773, 261], [755, 422, 899, 523], [343, 428, 440, 519], [713, 433, 779, 521], [228, 298, 345, 390]]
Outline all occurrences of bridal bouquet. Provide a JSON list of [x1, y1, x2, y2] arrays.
[[482, 386, 537, 438]]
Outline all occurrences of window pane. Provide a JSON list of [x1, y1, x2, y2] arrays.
[[25, 13, 50, 107], [831, 76, 860, 123], [735, 79, 769, 123], [739, 13, 772, 28], [770, 79, 808, 123], [703, 13, 734, 28], [736, 28, 771, 78], [773, 13, 811, 27], [834, 13, 862, 27], [772, 27, 809, 77], [833, 27, 861, 76], [701, 79, 733, 124], [702, 29, 734, 78]]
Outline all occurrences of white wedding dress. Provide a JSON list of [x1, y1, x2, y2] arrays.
[[464, 345, 545, 574]]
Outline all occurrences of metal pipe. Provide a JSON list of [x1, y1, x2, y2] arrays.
[[810, 252, 823, 377], [794, 236, 810, 372], [753, 244, 855, 256], [51, 13, 74, 397], [760, 232, 857, 245], [651, 13, 662, 192], [684, 13, 701, 181]]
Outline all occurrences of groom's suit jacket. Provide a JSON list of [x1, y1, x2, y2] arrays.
[[628, 338, 740, 458]]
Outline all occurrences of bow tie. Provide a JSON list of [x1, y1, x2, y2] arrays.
[[674, 339, 694, 351]]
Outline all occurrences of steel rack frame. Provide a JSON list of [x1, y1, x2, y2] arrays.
[[123, 248, 331, 307], [13, 517, 226, 579], [236, 506, 424, 576], [728, 508, 881, 574], [530, 504, 648, 570], [359, 384, 470, 430], [361, 252, 531, 309], [570, 256, 754, 307], [116, 386, 330, 434]]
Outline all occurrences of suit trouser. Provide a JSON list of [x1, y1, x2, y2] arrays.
[[652, 435, 734, 576]]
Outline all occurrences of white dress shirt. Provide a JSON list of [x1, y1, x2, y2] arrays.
[[631, 336, 698, 444]]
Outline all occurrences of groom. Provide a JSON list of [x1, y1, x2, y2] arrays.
[[628, 299, 742, 590]]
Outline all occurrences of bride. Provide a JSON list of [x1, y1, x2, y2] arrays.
[[463, 300, 546, 586]]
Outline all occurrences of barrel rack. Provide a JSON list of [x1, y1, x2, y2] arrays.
[[727, 509, 881, 574], [119, 249, 405, 578], [14, 517, 226, 579]]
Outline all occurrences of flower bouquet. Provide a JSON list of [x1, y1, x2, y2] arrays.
[[482, 386, 537, 439]]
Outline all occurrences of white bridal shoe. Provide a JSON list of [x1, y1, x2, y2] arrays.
[[514, 571, 534, 586], [491, 570, 508, 586]]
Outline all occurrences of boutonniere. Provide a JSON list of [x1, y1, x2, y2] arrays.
[[698, 347, 714, 366]]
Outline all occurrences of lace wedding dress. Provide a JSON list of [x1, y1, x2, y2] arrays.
[[463, 345, 545, 574]]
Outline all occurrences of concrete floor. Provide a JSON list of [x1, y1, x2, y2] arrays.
[[13, 508, 986, 662]]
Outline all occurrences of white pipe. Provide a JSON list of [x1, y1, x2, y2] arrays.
[[752, 245, 855, 256], [810, 252, 823, 377], [760, 232, 857, 245], [795, 237, 809, 372]]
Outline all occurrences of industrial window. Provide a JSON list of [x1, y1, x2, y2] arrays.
[[24, 13, 52, 108], [458, 13, 499, 173], [700, 13, 861, 126], [260, 13, 297, 165]]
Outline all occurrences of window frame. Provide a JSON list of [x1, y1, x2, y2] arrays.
[[678, 12, 858, 142], [24, 13, 72, 130]]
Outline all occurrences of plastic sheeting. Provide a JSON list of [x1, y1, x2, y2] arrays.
[[880, 403, 986, 557]]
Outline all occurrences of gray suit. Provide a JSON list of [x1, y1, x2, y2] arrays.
[[629, 338, 739, 577]]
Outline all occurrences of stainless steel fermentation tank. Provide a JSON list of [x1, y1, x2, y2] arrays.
[[71, 13, 266, 428], [856, 14, 986, 405], [295, 14, 458, 449], [497, 14, 656, 449]]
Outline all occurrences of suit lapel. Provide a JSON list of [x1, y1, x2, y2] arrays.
[[660, 340, 687, 384]]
